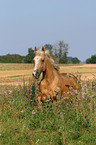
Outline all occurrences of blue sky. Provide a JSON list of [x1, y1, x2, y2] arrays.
[[0, 0, 96, 61]]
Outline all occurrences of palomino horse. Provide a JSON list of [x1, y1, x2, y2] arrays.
[[32, 46, 77, 107]]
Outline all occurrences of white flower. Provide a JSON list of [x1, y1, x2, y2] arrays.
[[32, 110, 35, 114], [42, 96, 46, 100], [47, 95, 50, 99], [8, 90, 12, 94], [55, 87, 60, 93]]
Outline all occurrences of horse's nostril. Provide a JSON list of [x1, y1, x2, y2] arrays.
[[32, 70, 40, 79], [37, 71, 39, 75]]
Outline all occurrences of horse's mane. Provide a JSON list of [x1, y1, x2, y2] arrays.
[[45, 50, 60, 71], [36, 50, 60, 71]]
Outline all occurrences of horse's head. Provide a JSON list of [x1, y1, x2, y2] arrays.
[[32, 46, 46, 79]]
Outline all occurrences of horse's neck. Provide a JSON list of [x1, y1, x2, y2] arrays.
[[43, 58, 57, 82]]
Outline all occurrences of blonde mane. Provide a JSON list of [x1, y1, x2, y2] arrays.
[[36, 50, 60, 71]]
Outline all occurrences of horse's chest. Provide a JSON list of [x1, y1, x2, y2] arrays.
[[39, 78, 60, 96], [40, 80, 50, 94]]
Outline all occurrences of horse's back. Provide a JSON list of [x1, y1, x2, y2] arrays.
[[60, 73, 77, 89]]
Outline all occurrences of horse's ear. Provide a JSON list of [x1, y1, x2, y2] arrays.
[[34, 46, 37, 53], [41, 46, 45, 52]]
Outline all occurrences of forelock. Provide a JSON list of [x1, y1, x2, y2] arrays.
[[36, 50, 44, 55]]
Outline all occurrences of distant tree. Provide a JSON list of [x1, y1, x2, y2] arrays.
[[90, 55, 96, 63], [62, 43, 68, 64], [58, 41, 63, 63], [58, 41, 68, 64], [67, 57, 80, 64], [71, 57, 80, 64], [53, 42, 59, 60], [24, 48, 35, 63], [86, 55, 96, 64], [0, 54, 25, 63], [44, 44, 53, 53], [52, 41, 69, 63], [86, 58, 91, 64]]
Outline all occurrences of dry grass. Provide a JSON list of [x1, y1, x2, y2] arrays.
[[0, 63, 96, 87], [60, 64, 96, 80]]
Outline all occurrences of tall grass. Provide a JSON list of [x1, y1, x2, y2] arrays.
[[0, 75, 96, 145]]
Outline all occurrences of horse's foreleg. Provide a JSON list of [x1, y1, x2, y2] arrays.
[[37, 93, 42, 108], [49, 92, 57, 103]]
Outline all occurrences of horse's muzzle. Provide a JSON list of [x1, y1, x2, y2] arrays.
[[32, 70, 40, 79]]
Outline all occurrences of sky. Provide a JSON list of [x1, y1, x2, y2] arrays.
[[0, 0, 96, 62]]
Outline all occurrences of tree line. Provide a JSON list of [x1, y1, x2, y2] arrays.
[[0, 40, 95, 64], [0, 54, 25, 63], [86, 55, 96, 64]]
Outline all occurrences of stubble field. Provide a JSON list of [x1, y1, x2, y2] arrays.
[[0, 63, 96, 87]]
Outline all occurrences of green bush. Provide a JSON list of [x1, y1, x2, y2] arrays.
[[0, 54, 25, 63]]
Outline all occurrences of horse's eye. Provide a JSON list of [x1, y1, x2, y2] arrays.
[[42, 59, 44, 63]]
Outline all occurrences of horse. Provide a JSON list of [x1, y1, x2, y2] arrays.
[[32, 46, 77, 107]]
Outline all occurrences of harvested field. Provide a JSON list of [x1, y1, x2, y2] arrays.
[[60, 64, 96, 80], [0, 63, 96, 88]]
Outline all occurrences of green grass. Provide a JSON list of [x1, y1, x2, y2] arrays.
[[6, 74, 30, 78], [0, 76, 96, 145]]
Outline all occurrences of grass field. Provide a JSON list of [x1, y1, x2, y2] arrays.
[[0, 63, 96, 144]]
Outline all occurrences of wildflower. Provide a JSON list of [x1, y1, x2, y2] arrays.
[[0, 133, 2, 136], [69, 87, 73, 90], [88, 103, 91, 106], [21, 110, 23, 113], [74, 90, 78, 94], [32, 110, 35, 114], [30, 93, 32, 96], [55, 87, 60, 93], [67, 91, 69, 94], [8, 90, 12, 94], [42, 96, 46, 100], [57, 110, 60, 114], [47, 94, 50, 99]]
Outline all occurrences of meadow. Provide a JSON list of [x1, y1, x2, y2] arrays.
[[0, 63, 96, 144]]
